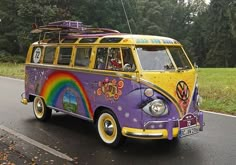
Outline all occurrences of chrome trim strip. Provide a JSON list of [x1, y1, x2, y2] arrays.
[[28, 95, 94, 122], [144, 120, 179, 129], [48, 106, 94, 122], [25, 63, 135, 80], [124, 132, 163, 138]]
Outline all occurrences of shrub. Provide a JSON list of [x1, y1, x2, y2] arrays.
[[0, 51, 25, 63]]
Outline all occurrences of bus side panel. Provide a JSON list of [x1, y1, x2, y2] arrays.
[[25, 66, 95, 118], [84, 72, 143, 128], [25, 65, 145, 128], [25, 65, 198, 131]]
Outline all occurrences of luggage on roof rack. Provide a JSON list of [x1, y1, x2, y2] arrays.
[[48, 20, 84, 29], [31, 20, 120, 35], [31, 20, 121, 43]]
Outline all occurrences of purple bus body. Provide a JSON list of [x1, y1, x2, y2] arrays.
[[25, 65, 202, 132]]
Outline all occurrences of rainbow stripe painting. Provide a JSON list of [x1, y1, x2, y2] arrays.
[[40, 71, 93, 119]]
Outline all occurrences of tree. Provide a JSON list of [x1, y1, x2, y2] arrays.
[[188, 0, 208, 66], [227, 1, 236, 37], [0, 0, 234, 67], [0, 0, 19, 55], [205, 0, 235, 67], [16, 0, 72, 54], [0, 0, 72, 55]]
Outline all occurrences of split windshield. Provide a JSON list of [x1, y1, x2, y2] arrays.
[[136, 46, 192, 71]]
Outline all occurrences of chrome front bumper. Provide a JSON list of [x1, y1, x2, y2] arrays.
[[122, 127, 180, 140], [122, 111, 204, 140]]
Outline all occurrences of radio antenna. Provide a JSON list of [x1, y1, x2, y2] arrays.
[[120, 0, 132, 34]]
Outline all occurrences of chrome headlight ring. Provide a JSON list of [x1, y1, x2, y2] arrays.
[[142, 99, 168, 117]]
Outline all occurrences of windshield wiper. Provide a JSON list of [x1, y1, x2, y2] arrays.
[[177, 66, 190, 71], [164, 63, 175, 70]]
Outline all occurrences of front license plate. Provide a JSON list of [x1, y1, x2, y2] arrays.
[[179, 125, 199, 138]]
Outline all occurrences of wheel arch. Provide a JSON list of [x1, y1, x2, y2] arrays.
[[29, 94, 47, 103], [29, 94, 36, 102], [93, 106, 118, 124]]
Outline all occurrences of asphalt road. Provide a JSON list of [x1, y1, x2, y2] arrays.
[[0, 76, 236, 165]]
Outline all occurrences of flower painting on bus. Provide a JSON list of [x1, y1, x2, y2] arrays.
[[96, 78, 124, 101]]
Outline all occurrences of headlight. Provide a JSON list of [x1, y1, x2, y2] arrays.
[[150, 100, 166, 116], [142, 99, 168, 117]]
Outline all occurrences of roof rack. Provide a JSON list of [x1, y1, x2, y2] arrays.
[[31, 20, 120, 37]]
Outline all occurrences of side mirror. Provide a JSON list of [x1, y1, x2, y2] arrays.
[[194, 62, 198, 69], [123, 63, 132, 72]]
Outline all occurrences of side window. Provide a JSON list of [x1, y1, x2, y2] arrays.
[[95, 47, 135, 72], [106, 48, 122, 71], [122, 48, 136, 72], [58, 47, 72, 65], [31, 47, 43, 64], [95, 48, 122, 71], [95, 48, 108, 70], [75, 48, 91, 67], [43, 47, 56, 64]]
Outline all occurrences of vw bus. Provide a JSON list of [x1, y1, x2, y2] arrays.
[[21, 20, 204, 147]]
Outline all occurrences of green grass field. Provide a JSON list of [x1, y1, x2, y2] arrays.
[[0, 63, 25, 79], [0, 63, 235, 115], [198, 68, 236, 115]]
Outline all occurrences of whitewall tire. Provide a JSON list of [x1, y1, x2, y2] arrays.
[[33, 96, 52, 121]]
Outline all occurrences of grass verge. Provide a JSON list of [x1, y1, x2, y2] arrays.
[[0, 63, 25, 79], [198, 68, 236, 115]]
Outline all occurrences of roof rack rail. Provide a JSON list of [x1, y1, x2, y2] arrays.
[[31, 20, 120, 35]]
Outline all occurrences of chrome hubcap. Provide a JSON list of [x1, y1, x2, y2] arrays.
[[104, 120, 114, 136], [36, 101, 43, 113]]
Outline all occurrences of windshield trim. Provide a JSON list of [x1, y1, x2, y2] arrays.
[[136, 46, 175, 71], [135, 45, 193, 72]]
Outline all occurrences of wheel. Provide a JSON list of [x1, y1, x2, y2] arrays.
[[96, 110, 125, 147], [33, 96, 52, 121]]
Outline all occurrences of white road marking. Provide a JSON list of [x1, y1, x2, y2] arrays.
[[0, 76, 23, 81], [0, 125, 73, 161], [202, 110, 236, 118]]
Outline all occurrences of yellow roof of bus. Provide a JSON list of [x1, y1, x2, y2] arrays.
[[33, 34, 182, 46], [106, 34, 181, 45]]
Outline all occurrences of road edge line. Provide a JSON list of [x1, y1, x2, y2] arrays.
[[202, 110, 236, 118], [0, 125, 73, 161], [0, 76, 23, 81]]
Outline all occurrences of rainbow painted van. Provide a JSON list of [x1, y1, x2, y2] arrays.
[[21, 21, 204, 147]]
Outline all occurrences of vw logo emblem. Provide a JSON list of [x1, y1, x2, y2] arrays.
[[176, 81, 189, 101]]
